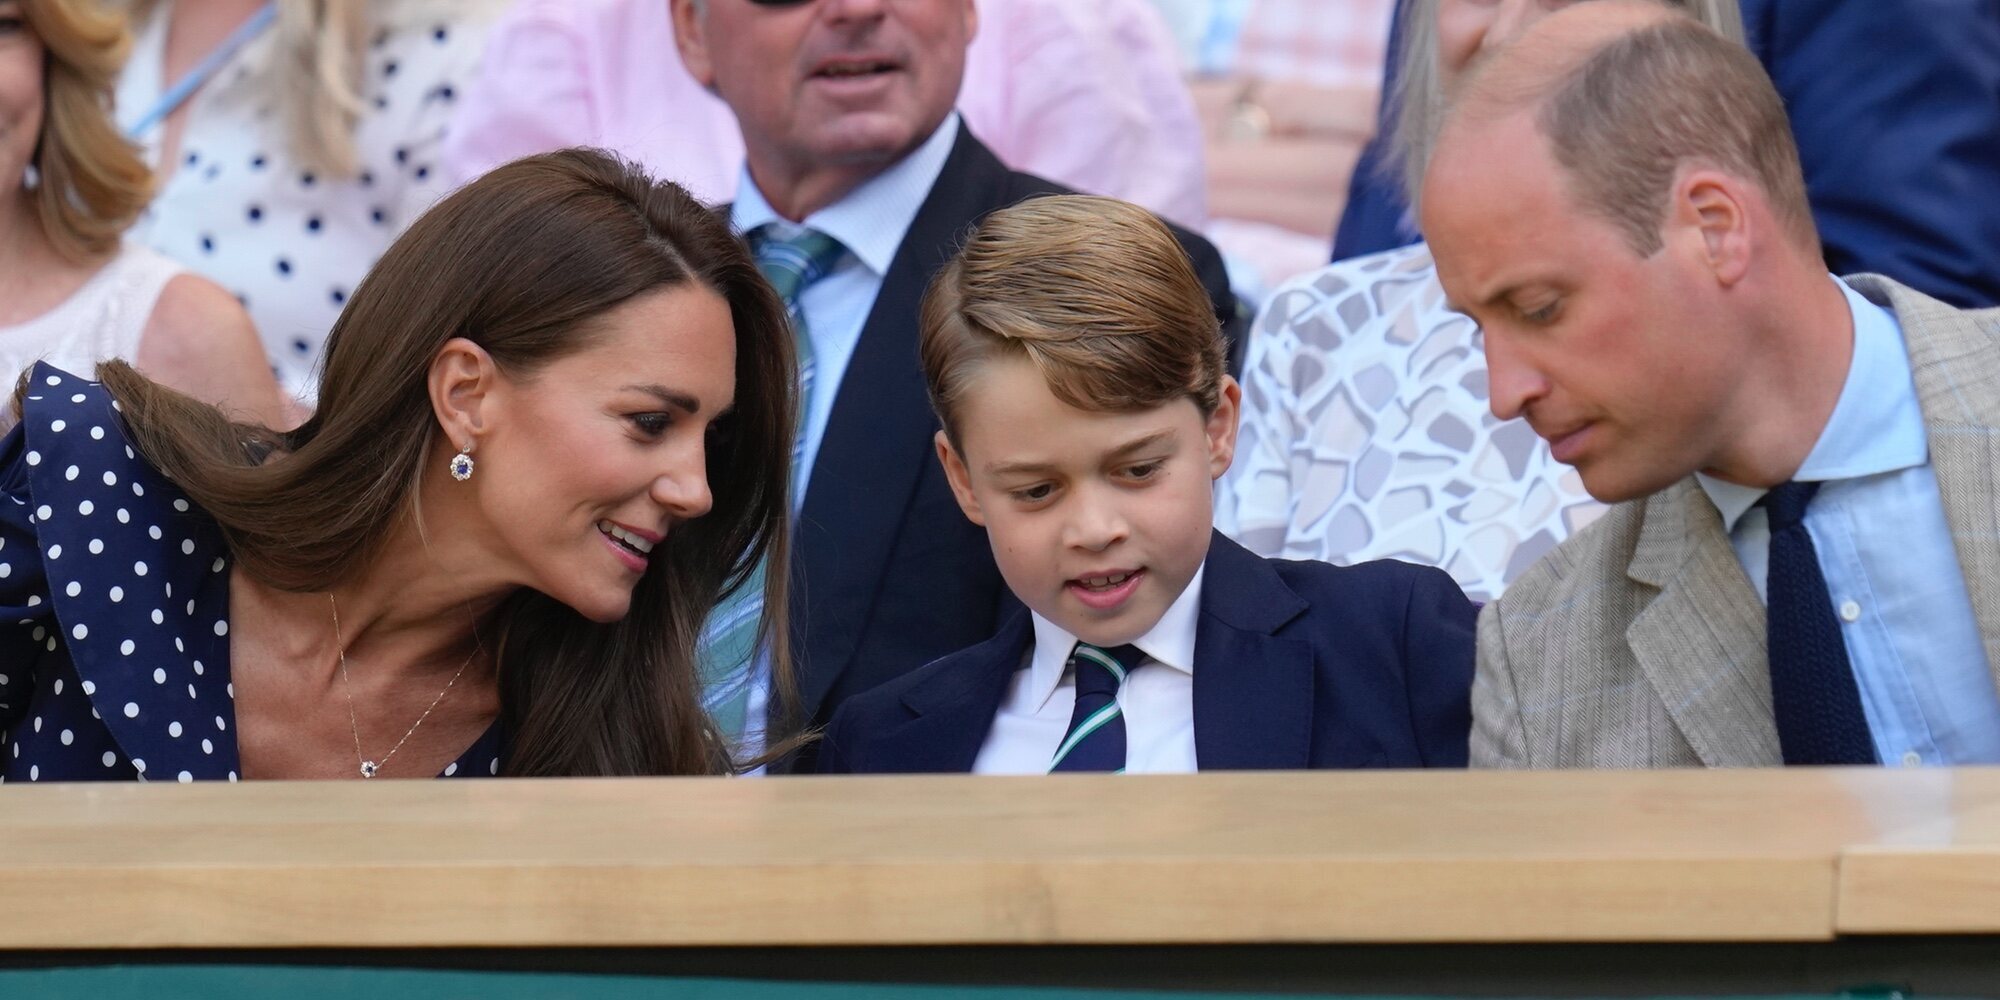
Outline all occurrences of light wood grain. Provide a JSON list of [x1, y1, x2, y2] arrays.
[[0, 769, 1975, 949], [1837, 768, 2000, 933]]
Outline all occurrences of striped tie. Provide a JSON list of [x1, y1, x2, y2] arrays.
[[697, 226, 847, 740], [1050, 642, 1145, 773]]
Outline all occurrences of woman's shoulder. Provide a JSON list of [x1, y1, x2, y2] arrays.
[[1253, 242, 1444, 345], [9, 364, 205, 531]]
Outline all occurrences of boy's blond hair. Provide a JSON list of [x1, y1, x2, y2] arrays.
[[919, 195, 1224, 444]]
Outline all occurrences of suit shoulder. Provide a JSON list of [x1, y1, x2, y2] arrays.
[[1492, 498, 1648, 615], [1266, 554, 1462, 608]]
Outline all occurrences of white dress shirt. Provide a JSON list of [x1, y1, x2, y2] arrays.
[[726, 113, 962, 753], [973, 565, 1208, 774], [1695, 275, 2000, 767]]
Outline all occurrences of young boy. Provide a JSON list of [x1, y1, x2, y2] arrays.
[[816, 196, 1475, 774]]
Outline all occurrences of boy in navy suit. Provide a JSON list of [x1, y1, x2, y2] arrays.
[[818, 196, 1476, 774]]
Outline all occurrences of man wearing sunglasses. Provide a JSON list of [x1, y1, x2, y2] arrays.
[[670, 0, 1240, 764]]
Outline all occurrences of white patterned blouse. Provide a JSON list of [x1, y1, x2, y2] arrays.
[[1215, 242, 1606, 603], [115, 0, 504, 403]]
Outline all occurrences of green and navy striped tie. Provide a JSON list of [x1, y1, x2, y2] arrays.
[[697, 225, 846, 739], [1050, 642, 1145, 772]]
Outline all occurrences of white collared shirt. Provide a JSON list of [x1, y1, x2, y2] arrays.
[[727, 113, 962, 757], [973, 564, 1208, 774], [1694, 275, 2000, 767]]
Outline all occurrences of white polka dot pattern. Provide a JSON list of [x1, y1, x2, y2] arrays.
[[0, 365, 504, 781]]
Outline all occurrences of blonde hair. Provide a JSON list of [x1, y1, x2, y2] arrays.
[[919, 195, 1225, 444], [23, 0, 153, 262], [1385, 0, 1745, 209], [125, 0, 368, 176]]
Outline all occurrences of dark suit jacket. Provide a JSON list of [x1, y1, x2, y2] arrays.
[[780, 123, 1241, 750], [1332, 0, 2000, 310], [814, 531, 1476, 773]]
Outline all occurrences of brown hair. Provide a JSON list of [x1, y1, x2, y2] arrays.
[[1383, 0, 1744, 210], [1534, 18, 1816, 255], [22, 0, 153, 262], [94, 149, 800, 776], [919, 195, 1224, 445]]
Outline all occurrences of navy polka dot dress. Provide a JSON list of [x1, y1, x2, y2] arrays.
[[0, 364, 503, 782]]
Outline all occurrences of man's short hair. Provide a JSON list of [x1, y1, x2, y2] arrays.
[[918, 195, 1225, 445], [1528, 17, 1817, 255]]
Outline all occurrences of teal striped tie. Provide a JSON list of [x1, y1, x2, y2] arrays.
[[698, 226, 846, 739], [1050, 643, 1144, 772]]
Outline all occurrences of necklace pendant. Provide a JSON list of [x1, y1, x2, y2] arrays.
[[359, 760, 379, 779]]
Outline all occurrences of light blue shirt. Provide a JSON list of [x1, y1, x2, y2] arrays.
[[1696, 276, 2000, 767], [727, 113, 961, 755], [729, 112, 961, 503]]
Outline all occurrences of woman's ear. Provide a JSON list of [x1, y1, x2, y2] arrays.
[[428, 337, 500, 452]]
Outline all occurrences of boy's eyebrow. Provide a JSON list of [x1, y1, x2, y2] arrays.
[[982, 430, 1178, 478]]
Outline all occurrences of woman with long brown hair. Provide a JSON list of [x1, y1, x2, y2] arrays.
[[0, 148, 797, 780]]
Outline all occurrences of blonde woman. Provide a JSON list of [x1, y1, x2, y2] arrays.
[[0, 0, 281, 433], [115, 0, 505, 403]]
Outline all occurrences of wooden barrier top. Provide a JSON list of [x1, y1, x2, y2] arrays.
[[0, 768, 1996, 949]]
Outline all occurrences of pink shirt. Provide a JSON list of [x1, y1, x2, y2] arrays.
[[441, 0, 1208, 229]]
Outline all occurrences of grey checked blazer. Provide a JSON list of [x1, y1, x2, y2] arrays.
[[1472, 275, 2000, 768]]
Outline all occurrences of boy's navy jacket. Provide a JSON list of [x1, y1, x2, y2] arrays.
[[816, 531, 1476, 773]]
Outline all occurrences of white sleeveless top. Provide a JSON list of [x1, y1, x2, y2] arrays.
[[0, 243, 184, 432]]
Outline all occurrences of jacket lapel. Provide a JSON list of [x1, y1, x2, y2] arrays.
[[876, 611, 1032, 772], [1624, 480, 1781, 766], [790, 124, 1014, 717], [1856, 275, 2000, 689], [1190, 532, 1316, 769], [20, 365, 241, 781]]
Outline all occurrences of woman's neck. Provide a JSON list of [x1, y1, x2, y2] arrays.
[[0, 191, 97, 326]]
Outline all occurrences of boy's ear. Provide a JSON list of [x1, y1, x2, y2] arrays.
[[1205, 376, 1243, 480], [935, 430, 987, 526]]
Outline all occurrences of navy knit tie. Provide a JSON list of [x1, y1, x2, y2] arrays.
[[1762, 481, 1876, 765], [1049, 643, 1145, 772]]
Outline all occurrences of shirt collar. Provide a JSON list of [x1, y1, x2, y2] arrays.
[[729, 111, 962, 277], [1696, 274, 1928, 530], [1024, 562, 1207, 714]]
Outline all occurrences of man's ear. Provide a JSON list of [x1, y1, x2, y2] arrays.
[[671, 0, 717, 90], [1674, 167, 1752, 287], [429, 337, 500, 456], [934, 429, 987, 527], [1205, 376, 1243, 480]]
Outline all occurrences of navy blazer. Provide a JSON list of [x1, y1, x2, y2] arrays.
[[780, 123, 1242, 749], [1332, 0, 2000, 310], [814, 532, 1476, 774]]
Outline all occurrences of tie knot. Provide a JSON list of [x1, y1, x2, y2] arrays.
[[752, 226, 846, 304], [1760, 480, 1822, 531], [1069, 642, 1143, 697]]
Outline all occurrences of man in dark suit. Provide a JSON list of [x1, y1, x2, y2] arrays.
[[670, 0, 1240, 756], [1333, 0, 2000, 310]]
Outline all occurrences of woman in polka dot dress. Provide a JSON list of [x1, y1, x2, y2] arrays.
[[0, 150, 800, 781], [115, 0, 507, 407]]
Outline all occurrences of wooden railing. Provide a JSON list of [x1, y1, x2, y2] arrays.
[[1, 768, 1996, 950]]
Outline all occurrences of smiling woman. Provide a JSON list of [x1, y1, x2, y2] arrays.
[[0, 148, 800, 781]]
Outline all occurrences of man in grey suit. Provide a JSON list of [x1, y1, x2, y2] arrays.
[[1422, 1, 2000, 768]]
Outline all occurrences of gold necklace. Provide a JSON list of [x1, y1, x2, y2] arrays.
[[327, 594, 476, 779]]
